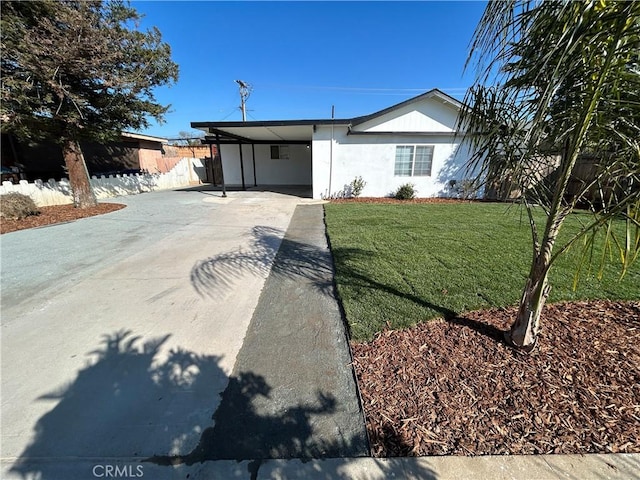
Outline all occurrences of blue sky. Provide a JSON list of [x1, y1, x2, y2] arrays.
[[133, 1, 488, 139]]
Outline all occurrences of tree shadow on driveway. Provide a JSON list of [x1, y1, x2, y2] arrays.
[[147, 372, 351, 464], [9, 330, 226, 479], [9, 329, 417, 480], [190, 225, 335, 298]]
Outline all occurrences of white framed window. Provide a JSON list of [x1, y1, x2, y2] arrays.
[[270, 145, 290, 160], [394, 145, 434, 176]]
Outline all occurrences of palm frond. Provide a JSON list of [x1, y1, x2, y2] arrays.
[[460, 0, 640, 281]]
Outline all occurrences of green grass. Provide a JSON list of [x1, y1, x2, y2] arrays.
[[324, 202, 640, 342]]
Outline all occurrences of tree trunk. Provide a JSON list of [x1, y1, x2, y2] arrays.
[[507, 205, 569, 351], [62, 139, 97, 208], [507, 139, 572, 352], [506, 253, 552, 351]]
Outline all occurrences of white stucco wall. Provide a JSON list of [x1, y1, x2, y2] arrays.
[[254, 144, 312, 185], [219, 144, 252, 186], [219, 143, 311, 186], [312, 125, 472, 199]]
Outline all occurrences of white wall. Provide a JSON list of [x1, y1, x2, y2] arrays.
[[355, 97, 459, 133], [312, 126, 472, 199], [255, 144, 311, 185], [219, 143, 311, 186], [218, 144, 253, 186], [0, 158, 206, 206]]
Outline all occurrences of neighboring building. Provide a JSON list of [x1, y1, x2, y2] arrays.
[[164, 144, 210, 160], [121, 132, 168, 174], [192, 89, 474, 199], [0, 132, 169, 181]]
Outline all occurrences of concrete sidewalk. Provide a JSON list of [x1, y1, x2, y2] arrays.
[[255, 453, 640, 479], [273, 454, 640, 479], [12, 453, 636, 479]]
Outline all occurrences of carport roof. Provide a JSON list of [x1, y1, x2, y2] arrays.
[[191, 119, 352, 144]]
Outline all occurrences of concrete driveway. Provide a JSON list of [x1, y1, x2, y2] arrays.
[[0, 188, 317, 479]]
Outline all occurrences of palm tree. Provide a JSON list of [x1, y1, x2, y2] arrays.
[[459, 0, 640, 351]]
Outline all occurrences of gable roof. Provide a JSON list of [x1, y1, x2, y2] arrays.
[[349, 89, 464, 127]]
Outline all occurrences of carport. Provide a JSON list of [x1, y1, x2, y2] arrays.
[[191, 121, 322, 193]]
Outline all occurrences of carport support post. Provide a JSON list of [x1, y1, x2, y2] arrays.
[[238, 143, 246, 190], [252, 144, 257, 187], [215, 134, 227, 197], [207, 142, 216, 185]]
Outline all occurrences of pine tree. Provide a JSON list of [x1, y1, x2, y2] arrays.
[[1, 0, 179, 207]]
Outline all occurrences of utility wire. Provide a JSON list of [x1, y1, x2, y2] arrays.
[[247, 112, 287, 141], [255, 83, 469, 95]]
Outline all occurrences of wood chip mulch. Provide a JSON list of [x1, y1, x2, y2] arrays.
[[331, 197, 471, 204], [351, 300, 640, 457], [0, 202, 126, 234]]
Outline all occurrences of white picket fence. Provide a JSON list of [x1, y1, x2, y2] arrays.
[[0, 158, 206, 207]]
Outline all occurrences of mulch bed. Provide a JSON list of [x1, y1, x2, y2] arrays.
[[0, 202, 126, 234], [351, 300, 640, 457], [331, 197, 472, 204]]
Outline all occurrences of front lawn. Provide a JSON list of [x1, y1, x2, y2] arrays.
[[324, 202, 640, 342]]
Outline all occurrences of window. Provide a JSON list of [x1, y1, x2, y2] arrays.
[[270, 145, 290, 160], [413, 146, 434, 176], [394, 146, 413, 176], [394, 145, 434, 176]]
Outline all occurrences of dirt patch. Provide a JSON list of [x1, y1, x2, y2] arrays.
[[351, 300, 640, 457], [1, 203, 126, 234]]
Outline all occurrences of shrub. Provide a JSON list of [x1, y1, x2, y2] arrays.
[[394, 183, 417, 200], [322, 190, 347, 200], [0, 192, 40, 220], [449, 178, 478, 200], [349, 176, 367, 198], [459, 179, 478, 200], [322, 176, 367, 200]]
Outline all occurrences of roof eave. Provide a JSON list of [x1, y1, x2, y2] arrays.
[[121, 131, 168, 143], [191, 119, 352, 131], [347, 130, 460, 136]]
